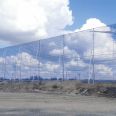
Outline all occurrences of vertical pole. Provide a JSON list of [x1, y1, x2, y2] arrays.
[[36, 40, 40, 82], [29, 57, 31, 81], [18, 47, 22, 89], [62, 35, 65, 81], [75, 72, 76, 80], [65, 71, 68, 80], [14, 56, 17, 83], [3, 48, 6, 81], [19, 55, 22, 88], [112, 39, 114, 81], [92, 28, 95, 85], [35, 40, 41, 83], [78, 73, 80, 81], [38, 40, 41, 82], [88, 50, 92, 84], [59, 51, 61, 80]]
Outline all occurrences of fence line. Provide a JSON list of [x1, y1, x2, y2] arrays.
[[0, 24, 116, 84]]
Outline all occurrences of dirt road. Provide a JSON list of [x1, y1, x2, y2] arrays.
[[0, 92, 116, 116]]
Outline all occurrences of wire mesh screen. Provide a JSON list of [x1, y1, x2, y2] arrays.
[[0, 24, 116, 83]]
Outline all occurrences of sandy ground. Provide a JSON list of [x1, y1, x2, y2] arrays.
[[0, 92, 116, 116]]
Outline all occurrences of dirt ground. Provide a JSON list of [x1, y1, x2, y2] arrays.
[[0, 92, 116, 116]]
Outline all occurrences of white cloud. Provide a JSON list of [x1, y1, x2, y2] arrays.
[[88, 64, 113, 80], [0, 9, 115, 80], [66, 59, 86, 69], [4, 52, 39, 68], [49, 46, 79, 57], [16, 52, 39, 67], [64, 18, 114, 79], [0, 57, 4, 64], [0, 0, 73, 45], [48, 18, 115, 79], [0, 52, 40, 78], [95, 64, 112, 76], [65, 18, 114, 60], [42, 62, 60, 72], [80, 18, 106, 30], [0, 52, 62, 78], [49, 49, 62, 56]]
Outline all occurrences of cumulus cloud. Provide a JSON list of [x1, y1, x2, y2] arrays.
[[88, 64, 113, 81], [42, 62, 60, 72], [0, 0, 73, 45], [63, 18, 115, 79], [0, 52, 39, 78], [66, 58, 86, 70], [80, 18, 106, 30], [0, 52, 62, 78], [0, 2, 115, 80], [65, 18, 114, 60], [3, 52, 39, 68], [49, 46, 78, 57], [45, 18, 115, 80], [81, 18, 113, 59], [0, 57, 4, 63], [95, 64, 112, 76]]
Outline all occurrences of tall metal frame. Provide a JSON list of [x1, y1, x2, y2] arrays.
[[90, 28, 116, 84], [62, 35, 65, 81], [92, 28, 95, 85], [3, 48, 7, 81], [0, 24, 115, 84]]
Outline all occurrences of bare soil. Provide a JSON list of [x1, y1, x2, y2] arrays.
[[0, 92, 116, 116], [0, 81, 116, 115]]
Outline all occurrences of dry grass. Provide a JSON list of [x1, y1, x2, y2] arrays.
[[0, 80, 116, 97]]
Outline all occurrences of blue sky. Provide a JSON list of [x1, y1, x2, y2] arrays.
[[69, 0, 116, 30], [0, 0, 115, 80], [0, 0, 115, 47]]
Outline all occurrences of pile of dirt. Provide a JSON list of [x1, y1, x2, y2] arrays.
[[73, 83, 116, 97], [0, 81, 116, 97]]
